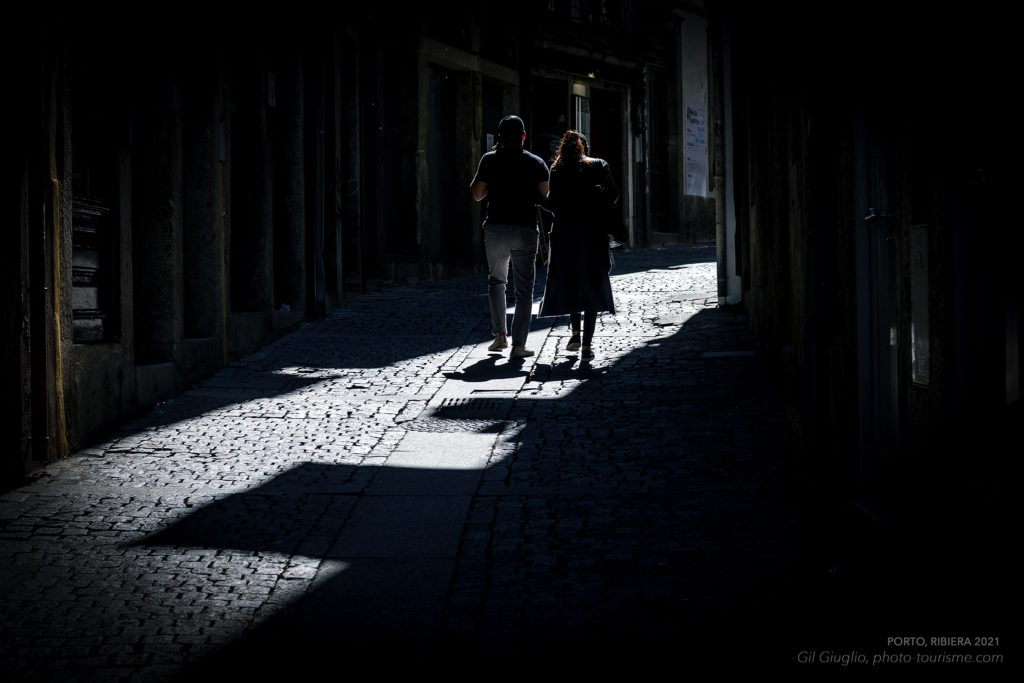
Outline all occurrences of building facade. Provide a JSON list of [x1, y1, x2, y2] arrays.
[[2, 2, 709, 490], [714, 2, 1017, 514], [8, 1, 1011, 519]]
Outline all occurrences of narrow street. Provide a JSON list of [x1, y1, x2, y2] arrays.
[[0, 245, 1009, 679]]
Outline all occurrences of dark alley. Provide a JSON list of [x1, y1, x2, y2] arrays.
[[2, 2, 1015, 679]]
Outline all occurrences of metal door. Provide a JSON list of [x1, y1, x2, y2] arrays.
[[854, 110, 900, 490]]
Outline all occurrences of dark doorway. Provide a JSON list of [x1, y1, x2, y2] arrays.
[[427, 66, 466, 260], [854, 111, 899, 491], [531, 77, 568, 165], [589, 88, 624, 203], [376, 49, 412, 256], [359, 48, 411, 282]]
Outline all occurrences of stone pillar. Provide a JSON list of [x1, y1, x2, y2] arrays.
[[323, 31, 345, 309], [183, 62, 225, 340], [273, 54, 306, 312], [339, 30, 362, 297], [132, 72, 184, 364], [229, 65, 274, 314]]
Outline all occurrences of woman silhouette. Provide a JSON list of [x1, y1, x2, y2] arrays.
[[538, 130, 619, 359]]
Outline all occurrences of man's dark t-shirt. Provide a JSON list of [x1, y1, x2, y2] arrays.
[[474, 148, 549, 227]]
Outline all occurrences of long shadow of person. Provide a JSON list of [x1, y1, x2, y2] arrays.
[[442, 356, 530, 382], [142, 305, 804, 679]]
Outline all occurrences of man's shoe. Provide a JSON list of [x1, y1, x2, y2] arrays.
[[488, 334, 509, 351], [581, 346, 594, 360], [510, 345, 534, 359], [566, 332, 581, 352]]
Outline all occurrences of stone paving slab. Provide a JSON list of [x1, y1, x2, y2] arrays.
[[326, 494, 473, 558]]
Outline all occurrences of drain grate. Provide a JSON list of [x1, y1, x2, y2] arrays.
[[398, 396, 515, 433], [431, 397, 512, 419], [400, 417, 513, 433]]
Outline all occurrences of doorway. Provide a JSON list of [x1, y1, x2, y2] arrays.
[[427, 65, 467, 260], [589, 88, 625, 206], [854, 111, 899, 491]]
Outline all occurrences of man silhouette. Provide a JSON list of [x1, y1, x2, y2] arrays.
[[470, 115, 550, 359]]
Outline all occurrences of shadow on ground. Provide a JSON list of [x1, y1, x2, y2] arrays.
[[111, 244, 1009, 676]]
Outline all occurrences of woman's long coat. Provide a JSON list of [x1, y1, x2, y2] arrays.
[[538, 157, 619, 317]]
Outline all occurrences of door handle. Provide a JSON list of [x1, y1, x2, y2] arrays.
[[864, 207, 892, 222]]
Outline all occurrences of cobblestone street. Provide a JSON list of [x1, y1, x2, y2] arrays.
[[0, 245, 1010, 680]]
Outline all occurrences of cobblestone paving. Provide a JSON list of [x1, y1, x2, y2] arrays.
[[2, 244, 1008, 681]]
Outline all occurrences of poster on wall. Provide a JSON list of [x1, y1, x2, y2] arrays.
[[684, 100, 708, 197]]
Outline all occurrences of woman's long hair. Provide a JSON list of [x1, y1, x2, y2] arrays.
[[551, 130, 591, 171]]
